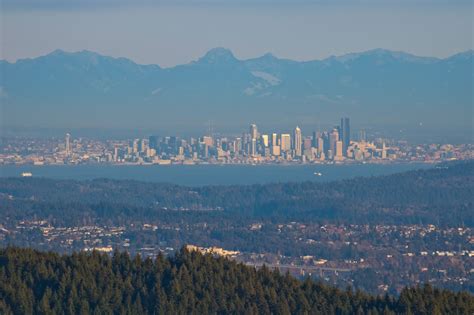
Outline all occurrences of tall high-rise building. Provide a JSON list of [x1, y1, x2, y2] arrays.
[[250, 124, 258, 140], [235, 137, 242, 153], [335, 140, 343, 160], [280, 134, 291, 152], [261, 134, 269, 147], [303, 138, 312, 150], [382, 142, 387, 159], [65, 133, 71, 156], [215, 138, 222, 150], [169, 136, 178, 153], [250, 138, 257, 156], [149, 136, 159, 150], [202, 144, 209, 159], [202, 136, 213, 147], [312, 131, 318, 148], [139, 139, 149, 153], [329, 128, 339, 155], [317, 137, 324, 156], [132, 139, 139, 153], [242, 132, 248, 154], [113, 146, 119, 161], [293, 126, 302, 157], [271, 133, 278, 147], [340, 117, 350, 155]]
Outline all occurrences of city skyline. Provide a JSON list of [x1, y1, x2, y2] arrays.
[[2, 118, 472, 167]]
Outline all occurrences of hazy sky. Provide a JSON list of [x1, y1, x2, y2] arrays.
[[1, 1, 473, 67]]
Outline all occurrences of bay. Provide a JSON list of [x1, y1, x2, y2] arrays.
[[0, 163, 432, 186]]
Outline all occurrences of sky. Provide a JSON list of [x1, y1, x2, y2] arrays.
[[1, 1, 473, 67]]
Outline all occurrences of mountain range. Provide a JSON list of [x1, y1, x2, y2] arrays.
[[1, 48, 472, 134]]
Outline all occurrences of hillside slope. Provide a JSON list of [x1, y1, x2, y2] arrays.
[[0, 247, 473, 314], [0, 161, 472, 226]]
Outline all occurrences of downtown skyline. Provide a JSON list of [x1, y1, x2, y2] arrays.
[[2, 118, 472, 167]]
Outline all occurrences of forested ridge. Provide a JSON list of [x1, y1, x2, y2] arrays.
[[0, 161, 472, 225], [0, 247, 473, 315]]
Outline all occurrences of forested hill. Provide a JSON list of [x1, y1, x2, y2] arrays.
[[0, 247, 473, 315], [0, 161, 472, 225]]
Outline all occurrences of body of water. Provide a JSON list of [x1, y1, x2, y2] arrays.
[[0, 163, 433, 186]]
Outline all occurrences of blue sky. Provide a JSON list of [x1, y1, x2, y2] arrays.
[[1, 0, 472, 67]]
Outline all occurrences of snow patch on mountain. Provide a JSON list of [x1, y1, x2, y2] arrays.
[[251, 71, 281, 86]]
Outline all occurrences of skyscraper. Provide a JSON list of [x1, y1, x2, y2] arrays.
[[149, 136, 159, 150], [250, 124, 258, 140], [335, 140, 343, 160], [250, 138, 257, 156], [303, 138, 312, 150], [317, 137, 324, 156], [65, 133, 71, 156], [329, 128, 339, 155], [271, 133, 278, 147], [139, 139, 149, 153], [261, 134, 269, 148], [280, 134, 291, 152], [322, 132, 330, 154], [242, 132, 249, 154], [293, 126, 302, 157], [132, 139, 139, 153], [234, 137, 242, 154], [113, 146, 119, 161], [340, 117, 350, 155], [382, 142, 387, 159], [312, 131, 318, 148], [202, 136, 213, 147]]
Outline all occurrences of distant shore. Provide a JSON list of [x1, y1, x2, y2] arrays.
[[0, 163, 433, 186]]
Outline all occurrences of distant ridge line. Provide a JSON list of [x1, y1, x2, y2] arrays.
[[2, 47, 471, 68]]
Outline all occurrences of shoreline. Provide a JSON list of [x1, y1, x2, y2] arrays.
[[0, 159, 450, 168], [0, 163, 440, 186]]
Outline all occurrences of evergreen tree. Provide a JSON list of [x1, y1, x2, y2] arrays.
[[0, 247, 472, 315]]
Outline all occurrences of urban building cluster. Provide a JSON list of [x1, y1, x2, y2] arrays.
[[1, 219, 471, 295], [109, 118, 355, 164], [1, 118, 473, 165]]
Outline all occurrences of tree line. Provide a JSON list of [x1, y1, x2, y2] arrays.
[[1, 247, 473, 315], [0, 161, 472, 226]]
